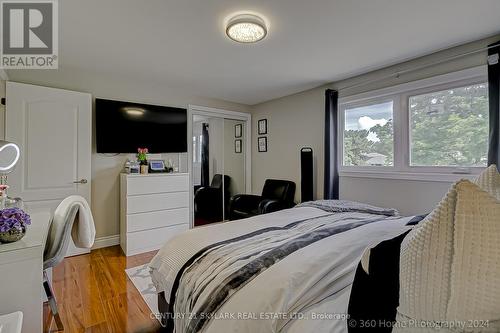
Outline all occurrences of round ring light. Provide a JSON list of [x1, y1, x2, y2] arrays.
[[0, 141, 20, 174]]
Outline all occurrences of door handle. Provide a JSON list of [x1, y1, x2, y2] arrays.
[[73, 179, 88, 184]]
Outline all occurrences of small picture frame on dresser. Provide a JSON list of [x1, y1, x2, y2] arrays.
[[258, 136, 267, 152], [235, 124, 242, 138], [258, 119, 267, 135], [149, 159, 165, 172]]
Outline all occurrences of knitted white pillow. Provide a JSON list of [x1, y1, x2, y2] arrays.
[[446, 181, 500, 326], [395, 180, 500, 332], [396, 183, 457, 322], [474, 164, 500, 200]]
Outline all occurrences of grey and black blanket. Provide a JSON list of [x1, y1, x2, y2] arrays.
[[166, 204, 404, 333]]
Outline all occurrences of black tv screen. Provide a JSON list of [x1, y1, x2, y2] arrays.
[[96, 98, 187, 153]]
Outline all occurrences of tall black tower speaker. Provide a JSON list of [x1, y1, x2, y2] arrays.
[[301, 147, 313, 202]]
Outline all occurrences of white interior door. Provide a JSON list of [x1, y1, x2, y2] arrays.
[[5, 82, 92, 255]]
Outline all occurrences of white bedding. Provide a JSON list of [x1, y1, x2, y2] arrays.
[[149, 207, 329, 300], [149, 206, 415, 332]]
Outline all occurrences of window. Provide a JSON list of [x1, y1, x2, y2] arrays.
[[409, 83, 489, 167], [344, 101, 394, 167], [339, 67, 489, 180]]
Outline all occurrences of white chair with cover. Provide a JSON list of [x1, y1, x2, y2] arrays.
[[43, 195, 96, 331]]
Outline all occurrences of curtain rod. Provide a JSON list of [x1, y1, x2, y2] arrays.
[[336, 43, 498, 93]]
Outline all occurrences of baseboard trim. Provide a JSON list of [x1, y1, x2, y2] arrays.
[[92, 234, 120, 250]]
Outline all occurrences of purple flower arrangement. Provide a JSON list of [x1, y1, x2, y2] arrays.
[[0, 207, 31, 233]]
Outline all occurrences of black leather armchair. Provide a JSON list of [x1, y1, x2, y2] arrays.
[[194, 174, 231, 222], [229, 179, 296, 220]]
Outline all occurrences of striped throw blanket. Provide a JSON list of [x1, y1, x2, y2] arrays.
[[169, 207, 401, 332]]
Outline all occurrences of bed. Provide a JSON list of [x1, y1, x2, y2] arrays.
[[148, 200, 421, 333]]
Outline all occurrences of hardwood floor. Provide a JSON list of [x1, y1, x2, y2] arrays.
[[43, 246, 163, 333]]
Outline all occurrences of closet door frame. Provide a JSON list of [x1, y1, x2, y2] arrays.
[[188, 105, 252, 228]]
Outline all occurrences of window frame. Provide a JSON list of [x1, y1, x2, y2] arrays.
[[339, 95, 399, 171], [338, 66, 488, 182]]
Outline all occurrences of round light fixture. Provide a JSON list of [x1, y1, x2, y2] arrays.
[[226, 14, 267, 43]]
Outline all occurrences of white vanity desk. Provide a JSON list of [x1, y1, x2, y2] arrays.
[[0, 211, 51, 333]]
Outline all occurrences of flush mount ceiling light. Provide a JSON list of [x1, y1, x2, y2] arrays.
[[226, 14, 267, 43]]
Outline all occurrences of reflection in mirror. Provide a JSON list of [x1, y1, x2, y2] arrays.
[[223, 119, 245, 206], [192, 116, 246, 227], [192, 115, 226, 226]]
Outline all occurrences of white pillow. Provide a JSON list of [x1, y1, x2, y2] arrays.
[[397, 182, 457, 322], [474, 164, 500, 200], [395, 180, 500, 332], [447, 181, 500, 323]]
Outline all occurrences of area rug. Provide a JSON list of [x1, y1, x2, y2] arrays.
[[125, 264, 158, 316]]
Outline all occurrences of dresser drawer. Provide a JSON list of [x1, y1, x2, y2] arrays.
[[127, 207, 189, 232], [127, 174, 188, 195], [125, 224, 189, 256], [127, 192, 188, 214]]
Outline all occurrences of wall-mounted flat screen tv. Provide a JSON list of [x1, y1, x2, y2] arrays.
[[96, 98, 187, 153]]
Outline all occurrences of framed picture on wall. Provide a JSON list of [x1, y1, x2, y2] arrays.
[[258, 119, 267, 135], [235, 139, 242, 153], [258, 136, 267, 152], [235, 124, 242, 138]]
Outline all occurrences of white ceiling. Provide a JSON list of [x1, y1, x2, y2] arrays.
[[6, 0, 500, 105]]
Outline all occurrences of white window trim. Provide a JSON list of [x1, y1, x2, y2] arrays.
[[338, 66, 488, 182], [339, 95, 399, 171]]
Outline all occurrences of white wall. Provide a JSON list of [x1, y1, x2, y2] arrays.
[[6, 69, 250, 238], [250, 35, 499, 215], [251, 87, 324, 200], [339, 178, 452, 216]]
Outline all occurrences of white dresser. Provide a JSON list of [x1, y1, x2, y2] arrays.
[[120, 173, 190, 256], [0, 211, 51, 333]]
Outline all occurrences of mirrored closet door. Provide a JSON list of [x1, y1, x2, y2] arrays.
[[190, 108, 250, 227]]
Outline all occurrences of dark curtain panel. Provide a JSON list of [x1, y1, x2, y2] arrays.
[[324, 89, 339, 199], [201, 123, 210, 187], [488, 41, 500, 170]]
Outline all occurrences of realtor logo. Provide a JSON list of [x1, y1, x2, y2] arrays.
[[1, 0, 58, 69]]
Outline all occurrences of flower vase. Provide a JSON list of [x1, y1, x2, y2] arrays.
[[0, 207, 31, 244], [140, 161, 148, 174], [0, 225, 26, 243]]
